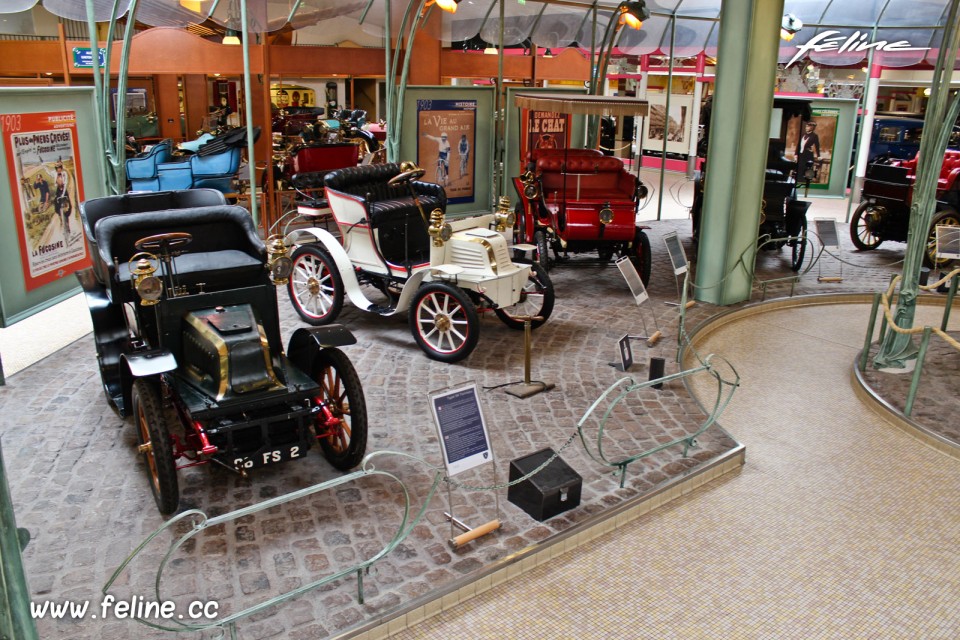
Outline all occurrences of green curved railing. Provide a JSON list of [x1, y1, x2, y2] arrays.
[[105, 343, 740, 637], [0, 440, 38, 640]]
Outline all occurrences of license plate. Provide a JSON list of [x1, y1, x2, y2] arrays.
[[231, 444, 304, 471]]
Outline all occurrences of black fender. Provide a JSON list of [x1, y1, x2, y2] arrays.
[[119, 351, 177, 418], [287, 325, 358, 375], [344, 127, 379, 152], [77, 268, 127, 412]]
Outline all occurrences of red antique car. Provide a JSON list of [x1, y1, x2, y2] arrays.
[[513, 148, 651, 284]]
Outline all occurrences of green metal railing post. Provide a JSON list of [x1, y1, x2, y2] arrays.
[[942, 273, 958, 332], [904, 326, 933, 417], [0, 440, 38, 640], [860, 292, 882, 372]]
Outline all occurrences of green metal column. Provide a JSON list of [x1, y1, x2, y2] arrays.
[[694, 0, 784, 305], [0, 440, 37, 640]]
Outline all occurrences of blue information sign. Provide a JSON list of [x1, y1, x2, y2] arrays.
[[429, 383, 493, 476], [72, 47, 107, 68]]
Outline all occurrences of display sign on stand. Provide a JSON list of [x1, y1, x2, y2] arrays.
[[936, 225, 960, 261], [815, 218, 840, 249], [617, 335, 634, 372], [663, 231, 688, 275], [429, 382, 501, 548], [814, 218, 843, 282], [429, 382, 493, 477], [615, 256, 661, 351]]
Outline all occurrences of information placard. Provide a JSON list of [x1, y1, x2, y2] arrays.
[[616, 256, 649, 305], [663, 231, 688, 275], [429, 383, 494, 476], [815, 218, 841, 249], [618, 335, 634, 371], [936, 225, 960, 260]]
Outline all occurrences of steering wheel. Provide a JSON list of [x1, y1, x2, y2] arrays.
[[135, 232, 193, 253], [388, 167, 426, 186]]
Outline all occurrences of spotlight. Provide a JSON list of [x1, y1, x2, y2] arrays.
[[618, 1, 649, 30], [433, 0, 461, 13], [781, 14, 802, 41]]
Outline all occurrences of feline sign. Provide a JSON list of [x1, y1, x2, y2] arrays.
[[787, 30, 929, 67]]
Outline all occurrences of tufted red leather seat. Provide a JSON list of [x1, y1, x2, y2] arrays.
[[534, 151, 638, 204], [897, 150, 960, 194]]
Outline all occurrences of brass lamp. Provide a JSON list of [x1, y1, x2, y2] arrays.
[[266, 235, 293, 285], [129, 253, 163, 306], [494, 196, 516, 232], [428, 209, 453, 247]]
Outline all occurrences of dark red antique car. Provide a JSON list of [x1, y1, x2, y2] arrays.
[[513, 148, 651, 284]]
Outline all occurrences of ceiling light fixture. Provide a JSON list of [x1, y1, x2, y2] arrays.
[[543, 48, 553, 58], [780, 14, 802, 42], [484, 45, 498, 55], [432, 0, 461, 13], [222, 29, 241, 45], [618, 1, 650, 30], [179, 0, 202, 11]]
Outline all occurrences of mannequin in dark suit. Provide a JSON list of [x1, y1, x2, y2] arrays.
[[797, 120, 820, 182]]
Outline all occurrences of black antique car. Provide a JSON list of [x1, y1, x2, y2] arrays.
[[77, 189, 367, 514], [851, 150, 960, 268]]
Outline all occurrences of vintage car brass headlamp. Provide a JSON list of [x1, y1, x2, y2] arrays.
[[128, 252, 163, 306], [399, 160, 419, 173], [428, 208, 453, 247], [521, 170, 540, 199], [494, 196, 516, 232], [599, 205, 614, 225], [266, 234, 293, 285]]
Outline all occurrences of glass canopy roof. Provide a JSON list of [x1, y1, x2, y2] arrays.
[[13, 0, 958, 68]]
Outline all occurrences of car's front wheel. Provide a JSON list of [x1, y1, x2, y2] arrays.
[[288, 244, 344, 325], [409, 283, 479, 363], [850, 202, 884, 251], [534, 229, 551, 271], [131, 378, 179, 515], [313, 348, 368, 471], [791, 216, 808, 272], [629, 228, 652, 286], [494, 263, 555, 330]]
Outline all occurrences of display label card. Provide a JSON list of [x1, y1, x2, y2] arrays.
[[429, 383, 494, 477], [815, 218, 840, 249], [936, 225, 960, 260], [663, 231, 688, 275], [618, 335, 634, 371], [616, 256, 649, 306]]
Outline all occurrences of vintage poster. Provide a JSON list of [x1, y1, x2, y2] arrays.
[[519, 109, 571, 162], [416, 99, 476, 204], [784, 107, 839, 188], [641, 94, 693, 156], [4, 110, 88, 291]]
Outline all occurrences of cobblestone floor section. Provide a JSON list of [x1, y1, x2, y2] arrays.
[[1, 216, 954, 639]]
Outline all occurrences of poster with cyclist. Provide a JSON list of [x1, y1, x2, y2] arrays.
[[4, 110, 87, 291], [416, 99, 476, 204]]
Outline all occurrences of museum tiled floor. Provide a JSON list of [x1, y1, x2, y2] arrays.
[[2, 190, 959, 639]]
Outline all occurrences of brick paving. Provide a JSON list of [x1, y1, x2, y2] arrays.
[[2, 213, 955, 639]]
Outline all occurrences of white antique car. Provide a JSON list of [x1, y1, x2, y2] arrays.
[[283, 162, 554, 362]]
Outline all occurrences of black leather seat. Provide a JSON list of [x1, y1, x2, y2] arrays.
[[324, 163, 445, 267], [93, 205, 266, 301], [81, 190, 227, 284]]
